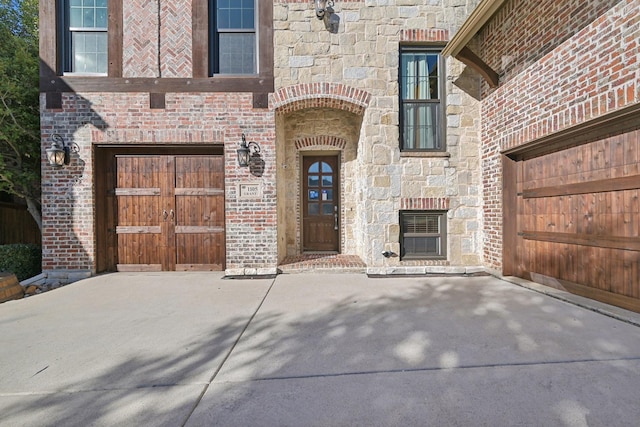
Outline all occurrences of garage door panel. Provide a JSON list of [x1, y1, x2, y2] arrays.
[[175, 195, 225, 228], [116, 195, 162, 226], [175, 157, 224, 188], [176, 233, 225, 271], [512, 128, 640, 313], [114, 154, 225, 272], [116, 233, 164, 270], [116, 157, 166, 270], [173, 156, 225, 271]]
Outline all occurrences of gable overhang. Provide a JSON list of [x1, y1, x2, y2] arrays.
[[442, 0, 508, 88]]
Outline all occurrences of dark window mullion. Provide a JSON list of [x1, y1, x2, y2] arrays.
[[210, 2, 218, 74]]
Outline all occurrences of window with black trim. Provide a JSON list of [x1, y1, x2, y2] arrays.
[[399, 46, 445, 151], [400, 211, 447, 260], [210, 0, 257, 75], [61, 0, 108, 74]]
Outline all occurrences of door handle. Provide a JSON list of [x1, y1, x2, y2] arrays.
[[162, 209, 168, 221], [334, 206, 338, 230], [169, 210, 175, 221]]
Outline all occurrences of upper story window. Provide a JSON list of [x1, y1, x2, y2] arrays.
[[210, 0, 256, 75], [400, 47, 445, 151], [62, 0, 108, 75]]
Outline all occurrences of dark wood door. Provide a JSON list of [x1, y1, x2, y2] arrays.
[[115, 155, 225, 271], [174, 156, 225, 270], [303, 156, 339, 251]]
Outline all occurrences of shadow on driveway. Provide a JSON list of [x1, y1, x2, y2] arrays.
[[1, 273, 639, 426]]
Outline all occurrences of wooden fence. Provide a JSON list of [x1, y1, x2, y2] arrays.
[[0, 202, 41, 245]]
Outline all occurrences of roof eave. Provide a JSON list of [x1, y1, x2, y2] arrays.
[[442, 0, 509, 57]]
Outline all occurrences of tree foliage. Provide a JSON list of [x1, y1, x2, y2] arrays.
[[0, 0, 41, 230]]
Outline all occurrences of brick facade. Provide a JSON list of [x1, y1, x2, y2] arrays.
[[41, 0, 485, 281], [474, 0, 640, 272], [41, 92, 276, 279]]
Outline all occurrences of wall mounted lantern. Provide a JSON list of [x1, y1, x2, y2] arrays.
[[315, 0, 339, 33], [46, 134, 78, 168], [237, 133, 261, 167]]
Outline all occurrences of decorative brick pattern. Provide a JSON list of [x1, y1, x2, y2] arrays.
[[400, 198, 450, 211], [91, 128, 223, 144], [278, 254, 367, 274], [272, 83, 372, 115], [400, 29, 449, 42], [294, 136, 347, 150], [123, 0, 159, 77], [160, 0, 193, 78]]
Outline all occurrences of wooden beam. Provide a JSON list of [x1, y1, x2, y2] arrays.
[[174, 188, 224, 196], [502, 155, 518, 276], [108, 0, 123, 77], [40, 76, 275, 93], [116, 226, 162, 234], [522, 175, 640, 199], [455, 46, 499, 88], [521, 231, 640, 252], [39, 0, 57, 77], [192, 0, 208, 78], [114, 188, 161, 196], [149, 92, 166, 109]]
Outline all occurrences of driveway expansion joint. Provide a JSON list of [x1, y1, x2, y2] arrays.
[[179, 276, 277, 427]]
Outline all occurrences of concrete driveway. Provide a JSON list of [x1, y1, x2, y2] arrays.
[[1, 273, 639, 426]]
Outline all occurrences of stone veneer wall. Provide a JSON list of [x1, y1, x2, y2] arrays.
[[476, 0, 640, 272], [273, 0, 484, 273]]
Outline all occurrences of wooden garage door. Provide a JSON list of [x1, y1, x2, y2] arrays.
[[115, 155, 225, 271], [509, 130, 640, 312]]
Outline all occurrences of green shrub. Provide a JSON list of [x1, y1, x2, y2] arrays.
[[0, 244, 41, 281]]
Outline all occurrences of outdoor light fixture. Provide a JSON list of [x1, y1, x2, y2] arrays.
[[315, 0, 333, 20], [46, 134, 78, 168], [315, 0, 339, 33], [237, 133, 261, 167]]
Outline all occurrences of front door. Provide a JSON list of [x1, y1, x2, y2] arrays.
[[115, 155, 225, 271], [303, 155, 339, 251]]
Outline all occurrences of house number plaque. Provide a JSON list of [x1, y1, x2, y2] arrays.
[[238, 182, 262, 199]]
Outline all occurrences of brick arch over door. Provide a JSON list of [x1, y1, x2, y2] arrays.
[[272, 83, 372, 115], [294, 136, 347, 151]]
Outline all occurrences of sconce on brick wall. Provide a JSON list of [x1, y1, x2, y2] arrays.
[[46, 134, 79, 168]]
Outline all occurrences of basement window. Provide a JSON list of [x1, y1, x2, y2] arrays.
[[400, 211, 447, 260]]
